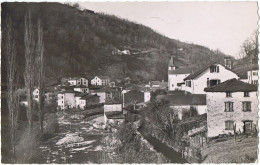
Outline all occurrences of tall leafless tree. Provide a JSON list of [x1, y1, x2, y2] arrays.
[[5, 18, 19, 158], [36, 20, 45, 133], [24, 12, 36, 131]]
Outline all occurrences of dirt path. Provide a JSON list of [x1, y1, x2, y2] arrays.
[[36, 111, 106, 163]]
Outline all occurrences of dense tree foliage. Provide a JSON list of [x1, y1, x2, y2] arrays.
[[2, 2, 228, 84]]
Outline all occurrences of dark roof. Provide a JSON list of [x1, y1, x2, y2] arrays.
[[60, 89, 80, 94], [168, 66, 199, 75], [184, 61, 216, 80], [150, 81, 160, 86], [95, 87, 118, 93], [156, 94, 206, 105], [80, 94, 99, 100], [105, 111, 125, 119], [75, 93, 89, 97], [204, 78, 258, 92], [159, 82, 168, 88], [74, 85, 88, 88]]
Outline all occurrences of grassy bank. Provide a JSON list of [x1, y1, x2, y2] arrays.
[[201, 135, 258, 163]]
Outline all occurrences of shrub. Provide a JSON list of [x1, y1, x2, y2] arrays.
[[42, 113, 59, 139], [15, 126, 41, 163]]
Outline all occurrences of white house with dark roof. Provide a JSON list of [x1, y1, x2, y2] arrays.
[[183, 61, 239, 94], [156, 94, 207, 120], [91, 76, 110, 86], [204, 79, 258, 137], [57, 89, 79, 110], [68, 77, 88, 87]]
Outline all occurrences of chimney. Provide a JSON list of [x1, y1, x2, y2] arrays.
[[224, 57, 232, 70]]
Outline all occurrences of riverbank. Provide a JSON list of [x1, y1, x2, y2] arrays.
[[201, 135, 258, 163]]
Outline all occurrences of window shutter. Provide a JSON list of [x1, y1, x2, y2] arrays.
[[231, 102, 233, 111], [248, 102, 251, 111], [217, 66, 219, 72]]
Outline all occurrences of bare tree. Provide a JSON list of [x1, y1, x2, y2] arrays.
[[36, 20, 45, 132], [24, 12, 36, 130], [240, 30, 259, 58], [5, 18, 19, 158]]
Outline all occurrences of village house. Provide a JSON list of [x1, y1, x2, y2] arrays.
[[146, 80, 168, 91], [104, 111, 125, 127], [32, 88, 40, 102], [57, 89, 79, 110], [168, 57, 198, 91], [91, 76, 110, 86], [104, 101, 124, 126], [156, 94, 207, 120], [75, 93, 88, 108], [68, 77, 88, 86], [247, 67, 258, 84], [73, 85, 89, 93], [204, 79, 258, 138], [79, 94, 100, 109], [90, 87, 121, 103], [183, 61, 239, 94]]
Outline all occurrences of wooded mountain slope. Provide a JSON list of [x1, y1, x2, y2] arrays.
[[2, 2, 228, 84]]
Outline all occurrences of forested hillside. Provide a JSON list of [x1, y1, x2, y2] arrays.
[[2, 2, 228, 84]]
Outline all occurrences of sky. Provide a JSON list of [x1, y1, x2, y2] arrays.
[[77, 1, 258, 58]]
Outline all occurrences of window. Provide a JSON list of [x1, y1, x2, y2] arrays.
[[244, 92, 250, 97], [242, 102, 251, 111], [186, 80, 191, 87], [226, 92, 232, 97], [253, 80, 258, 84], [253, 71, 258, 76], [34, 95, 39, 98], [210, 80, 221, 87], [225, 102, 233, 112], [225, 121, 234, 130], [210, 65, 219, 73]]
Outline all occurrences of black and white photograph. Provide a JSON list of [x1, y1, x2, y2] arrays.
[[1, 1, 259, 163]]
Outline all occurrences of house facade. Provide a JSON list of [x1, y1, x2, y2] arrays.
[[184, 61, 239, 94], [91, 76, 110, 86], [33, 88, 40, 102], [79, 94, 100, 109], [247, 70, 258, 84], [205, 79, 258, 138], [57, 90, 78, 109], [68, 77, 88, 86]]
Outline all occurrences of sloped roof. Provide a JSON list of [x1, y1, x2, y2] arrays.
[[159, 82, 168, 88], [184, 61, 216, 80], [168, 66, 199, 75], [80, 94, 99, 100], [105, 111, 124, 119], [156, 94, 206, 105], [74, 85, 88, 88], [60, 90, 80, 94], [75, 93, 89, 97], [204, 78, 258, 92], [95, 87, 118, 93]]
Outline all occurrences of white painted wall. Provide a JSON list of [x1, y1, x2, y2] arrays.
[[91, 92, 106, 103], [74, 87, 89, 93], [144, 91, 151, 102], [104, 104, 122, 113], [248, 70, 258, 84], [168, 73, 189, 91], [57, 93, 65, 109], [33, 88, 39, 102], [68, 80, 77, 86], [185, 64, 239, 94], [170, 105, 207, 120], [206, 91, 258, 137]]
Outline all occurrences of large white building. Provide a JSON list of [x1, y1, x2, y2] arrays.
[[183, 61, 239, 94], [91, 76, 110, 86], [205, 79, 258, 137], [57, 90, 78, 110]]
